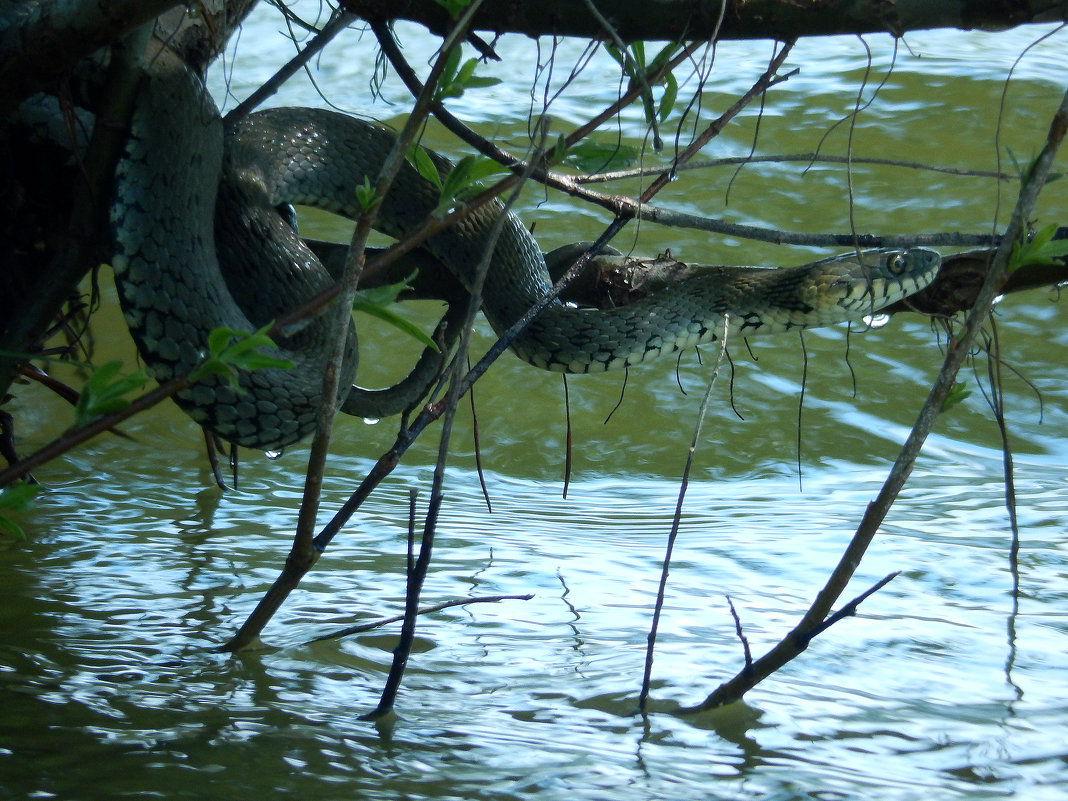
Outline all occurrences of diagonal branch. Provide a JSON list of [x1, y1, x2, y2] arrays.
[[222, 8, 357, 126], [679, 82, 1068, 715], [218, 0, 492, 653]]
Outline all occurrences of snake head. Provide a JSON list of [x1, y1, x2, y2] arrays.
[[833, 246, 942, 317]]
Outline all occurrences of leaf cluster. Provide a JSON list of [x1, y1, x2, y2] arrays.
[[189, 325, 295, 391], [70, 361, 149, 430], [1009, 223, 1068, 272], [941, 381, 972, 413], [433, 46, 500, 103], [604, 41, 681, 126], [353, 271, 438, 351], [407, 144, 506, 214]]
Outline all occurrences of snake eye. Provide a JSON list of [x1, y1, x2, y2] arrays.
[[886, 252, 908, 275]]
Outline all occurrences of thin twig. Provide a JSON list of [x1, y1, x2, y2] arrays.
[[467, 358, 493, 513], [805, 571, 900, 641], [638, 316, 731, 714], [726, 595, 754, 673], [562, 374, 573, 499], [361, 0, 541, 718], [222, 9, 356, 126], [220, 3, 483, 653], [982, 323, 1021, 584], [577, 153, 1014, 184], [364, 87, 547, 723]]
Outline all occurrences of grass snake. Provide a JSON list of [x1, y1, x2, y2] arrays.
[[110, 46, 941, 450]]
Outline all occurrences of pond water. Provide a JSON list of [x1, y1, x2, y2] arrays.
[[3, 6, 1068, 800]]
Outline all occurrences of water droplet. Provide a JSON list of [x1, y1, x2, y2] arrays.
[[862, 313, 890, 329], [265, 449, 284, 460], [363, 418, 380, 426]]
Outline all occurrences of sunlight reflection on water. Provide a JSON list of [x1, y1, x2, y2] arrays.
[[5, 441, 1067, 799]]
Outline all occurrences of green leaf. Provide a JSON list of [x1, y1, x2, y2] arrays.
[[1007, 148, 1038, 185], [659, 71, 679, 122], [1009, 222, 1068, 272], [622, 41, 660, 124], [546, 133, 569, 166], [434, 51, 500, 101], [353, 271, 438, 351], [355, 175, 377, 212], [565, 140, 640, 173], [941, 381, 972, 413], [604, 43, 634, 78], [630, 40, 646, 68], [0, 481, 41, 540], [191, 324, 294, 391], [355, 270, 417, 308], [70, 360, 149, 430], [407, 143, 443, 189], [353, 300, 438, 351], [434, 46, 464, 101], [438, 155, 507, 209], [461, 74, 501, 91], [605, 41, 681, 125], [647, 41, 681, 76], [456, 56, 478, 86]]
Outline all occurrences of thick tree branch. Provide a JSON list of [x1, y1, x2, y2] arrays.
[[342, 0, 1068, 42], [0, 0, 257, 112], [0, 0, 174, 111], [0, 1, 255, 404]]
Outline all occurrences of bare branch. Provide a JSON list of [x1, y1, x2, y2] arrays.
[[678, 82, 1068, 716], [639, 315, 731, 714], [0, 0, 255, 110], [576, 152, 1016, 185]]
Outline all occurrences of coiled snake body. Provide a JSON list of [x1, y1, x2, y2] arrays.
[[110, 46, 941, 450]]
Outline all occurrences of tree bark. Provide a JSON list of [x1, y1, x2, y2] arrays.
[[0, 0, 253, 405], [0, 0, 178, 113], [341, 0, 1068, 42]]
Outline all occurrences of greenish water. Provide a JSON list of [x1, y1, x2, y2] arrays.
[[3, 7, 1068, 800]]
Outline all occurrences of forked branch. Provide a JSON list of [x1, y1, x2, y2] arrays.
[[677, 84, 1068, 716]]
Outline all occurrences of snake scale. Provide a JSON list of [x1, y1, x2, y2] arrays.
[[110, 45, 941, 451]]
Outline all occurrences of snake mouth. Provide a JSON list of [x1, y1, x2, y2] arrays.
[[835, 274, 935, 315]]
